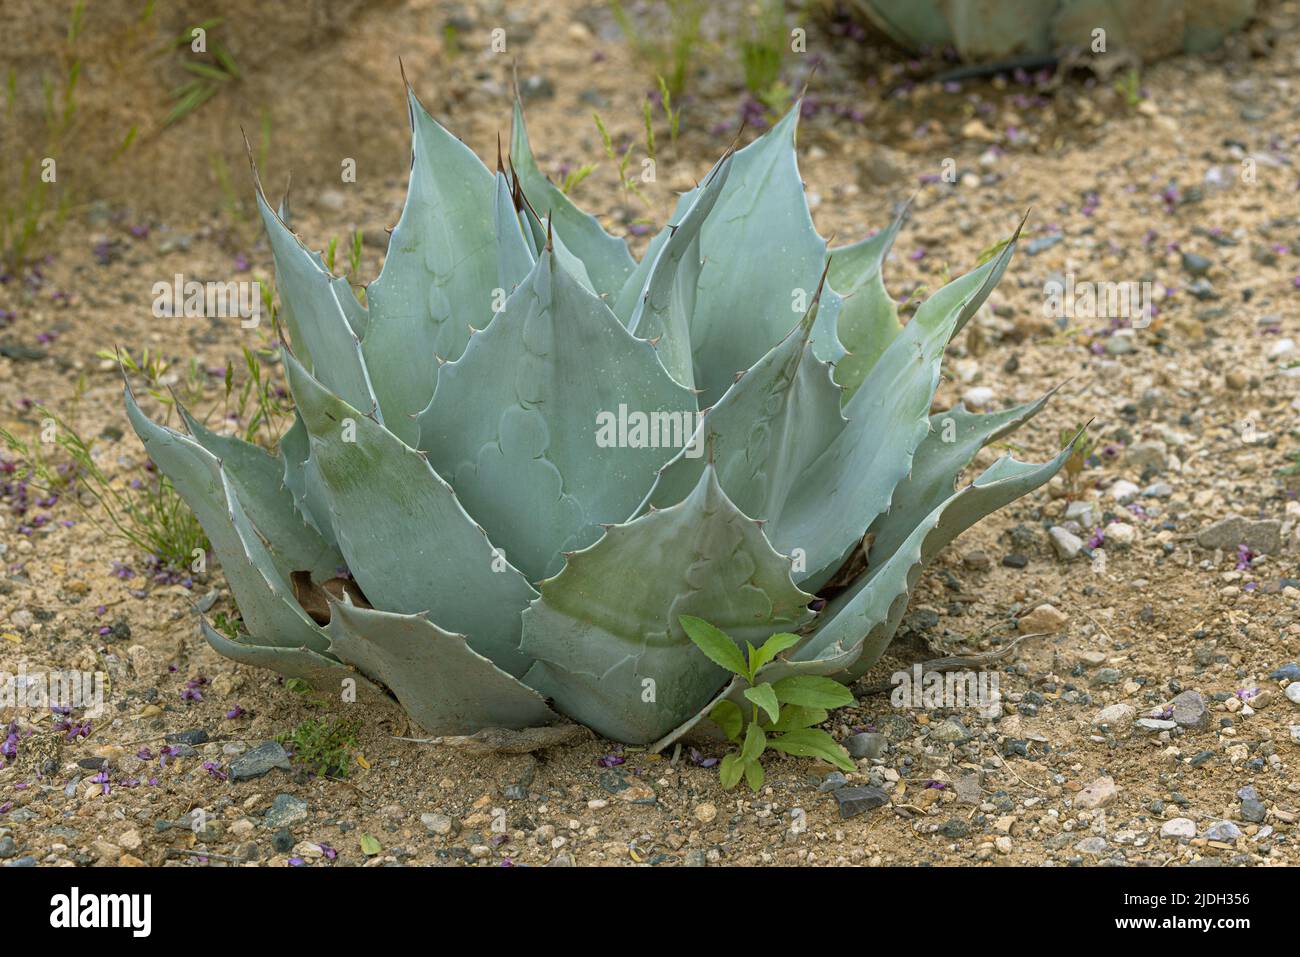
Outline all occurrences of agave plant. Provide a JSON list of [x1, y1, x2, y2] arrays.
[[124, 81, 1079, 749]]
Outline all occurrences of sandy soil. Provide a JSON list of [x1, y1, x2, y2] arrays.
[[1, 0, 1298, 867]]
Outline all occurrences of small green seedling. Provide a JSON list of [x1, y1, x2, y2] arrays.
[[679, 615, 856, 792]]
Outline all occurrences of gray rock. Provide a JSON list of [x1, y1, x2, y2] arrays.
[[845, 732, 886, 760], [1170, 690, 1209, 730], [0, 835, 16, 859], [1268, 663, 1300, 682], [1285, 683, 1300, 705], [1049, 526, 1084, 560], [1142, 482, 1174, 499], [1091, 668, 1124, 687], [230, 741, 292, 782], [264, 793, 309, 829], [833, 786, 889, 819], [1181, 252, 1212, 276], [1093, 703, 1136, 728], [1075, 836, 1108, 855], [421, 813, 455, 836], [166, 728, 209, 746], [1196, 516, 1283, 554], [1065, 500, 1098, 526], [818, 772, 850, 792], [1201, 821, 1242, 842], [271, 829, 294, 853], [1136, 718, 1177, 731], [1240, 799, 1267, 824], [938, 819, 970, 838], [1160, 818, 1195, 839]]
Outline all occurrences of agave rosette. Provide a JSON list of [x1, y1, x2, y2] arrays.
[[124, 82, 1078, 747]]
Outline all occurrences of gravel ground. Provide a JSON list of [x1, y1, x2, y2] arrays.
[[1, 0, 1298, 867]]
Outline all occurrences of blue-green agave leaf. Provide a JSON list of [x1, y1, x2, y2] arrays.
[[176, 405, 342, 581], [416, 249, 696, 582], [518, 465, 813, 744], [198, 614, 387, 704], [253, 188, 378, 414], [625, 153, 735, 391], [639, 297, 847, 539], [323, 600, 557, 734], [686, 105, 844, 405], [509, 99, 635, 301], [279, 410, 336, 547], [768, 226, 1022, 589], [866, 388, 1059, 569], [282, 349, 537, 677], [828, 205, 907, 398], [124, 386, 328, 653], [363, 88, 498, 443], [791, 436, 1081, 676]]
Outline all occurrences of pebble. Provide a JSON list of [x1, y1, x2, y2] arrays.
[[264, 794, 309, 829], [1105, 522, 1136, 548], [1074, 776, 1117, 809], [1160, 818, 1196, 839], [845, 732, 886, 759], [962, 386, 994, 409], [1109, 480, 1140, 504], [0, 836, 16, 859], [1001, 553, 1028, 569], [1075, 836, 1108, 855], [1181, 252, 1212, 276], [833, 786, 889, 819], [1285, 683, 1300, 705], [421, 813, 454, 836], [1170, 690, 1210, 730], [1018, 603, 1068, 634], [1049, 526, 1084, 560], [1065, 500, 1097, 526], [1201, 821, 1242, 842], [1093, 703, 1136, 728], [1136, 718, 1177, 731], [1240, 799, 1267, 824], [1196, 516, 1282, 554], [1268, 663, 1300, 682], [694, 803, 718, 824], [230, 741, 293, 782], [1091, 668, 1123, 687]]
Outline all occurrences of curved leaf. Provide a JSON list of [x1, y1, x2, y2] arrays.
[[363, 88, 497, 442], [769, 226, 1022, 589], [282, 349, 537, 677], [176, 405, 342, 580], [324, 601, 556, 734], [510, 99, 635, 300], [416, 249, 695, 581], [124, 386, 328, 653], [518, 466, 813, 744]]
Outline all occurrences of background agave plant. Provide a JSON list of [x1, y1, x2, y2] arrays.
[[123, 80, 1080, 749]]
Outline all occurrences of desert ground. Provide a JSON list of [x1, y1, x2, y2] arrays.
[[1, 0, 1298, 867]]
